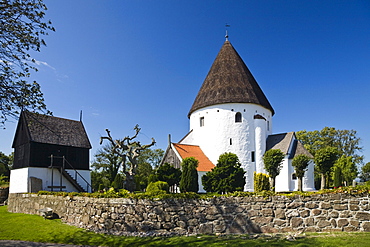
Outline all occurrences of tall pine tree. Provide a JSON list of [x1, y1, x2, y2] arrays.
[[179, 157, 199, 193]]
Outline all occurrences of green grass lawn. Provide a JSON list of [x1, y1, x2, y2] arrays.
[[1, 205, 370, 246]]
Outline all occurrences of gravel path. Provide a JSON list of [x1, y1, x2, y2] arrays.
[[0, 240, 99, 247]]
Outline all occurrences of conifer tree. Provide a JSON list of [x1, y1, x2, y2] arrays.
[[179, 157, 199, 193]]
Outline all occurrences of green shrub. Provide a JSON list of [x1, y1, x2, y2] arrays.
[[0, 175, 9, 187], [202, 153, 245, 193], [146, 181, 169, 193], [254, 172, 270, 192]]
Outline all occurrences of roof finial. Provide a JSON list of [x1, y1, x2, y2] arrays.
[[225, 23, 230, 41]]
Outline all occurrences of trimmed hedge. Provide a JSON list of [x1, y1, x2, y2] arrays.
[[34, 184, 370, 200]]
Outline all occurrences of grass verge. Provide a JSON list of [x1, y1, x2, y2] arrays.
[[1, 205, 370, 246]]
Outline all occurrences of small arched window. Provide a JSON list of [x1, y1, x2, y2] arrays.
[[235, 112, 242, 123], [200, 117, 204, 127]]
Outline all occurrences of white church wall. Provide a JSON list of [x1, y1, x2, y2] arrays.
[[277, 158, 316, 192], [10, 167, 91, 193], [254, 119, 267, 174], [188, 103, 272, 192], [303, 160, 316, 191], [197, 171, 207, 193], [180, 130, 194, 144], [275, 157, 291, 192]]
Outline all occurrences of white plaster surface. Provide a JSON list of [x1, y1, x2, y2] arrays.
[[197, 171, 207, 193], [181, 101, 315, 193], [10, 167, 91, 193], [186, 103, 272, 192]]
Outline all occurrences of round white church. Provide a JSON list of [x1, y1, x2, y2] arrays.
[[161, 39, 315, 192]]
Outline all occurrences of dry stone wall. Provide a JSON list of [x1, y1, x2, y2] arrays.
[[7, 193, 370, 235]]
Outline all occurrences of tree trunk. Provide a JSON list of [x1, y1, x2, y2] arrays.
[[298, 177, 303, 191], [320, 173, 326, 190], [124, 172, 136, 192], [270, 177, 276, 192]]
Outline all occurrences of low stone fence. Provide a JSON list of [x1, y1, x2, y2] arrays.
[[7, 193, 370, 235]]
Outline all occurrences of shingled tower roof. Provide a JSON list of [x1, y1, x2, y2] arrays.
[[188, 41, 274, 117], [12, 111, 92, 149]]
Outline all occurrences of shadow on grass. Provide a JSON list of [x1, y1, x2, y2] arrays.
[[48, 231, 320, 247]]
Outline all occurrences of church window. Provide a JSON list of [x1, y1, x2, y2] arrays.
[[251, 151, 255, 162], [235, 112, 242, 123], [267, 121, 270, 131], [200, 117, 204, 127], [230, 138, 232, 145]]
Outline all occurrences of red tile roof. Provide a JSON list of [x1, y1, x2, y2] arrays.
[[173, 143, 215, 172]]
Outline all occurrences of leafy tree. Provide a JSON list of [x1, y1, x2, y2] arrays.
[[292, 154, 311, 191], [1, 0, 55, 126], [90, 170, 110, 191], [135, 162, 153, 191], [134, 148, 164, 191], [179, 157, 199, 193], [296, 127, 363, 165], [0, 152, 12, 179], [156, 163, 181, 192], [111, 173, 124, 190], [332, 156, 357, 187], [360, 162, 370, 182], [202, 153, 245, 193], [263, 149, 285, 191], [91, 142, 123, 189], [100, 125, 156, 192], [314, 147, 339, 190]]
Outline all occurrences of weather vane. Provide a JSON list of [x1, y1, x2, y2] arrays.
[[225, 23, 230, 41]]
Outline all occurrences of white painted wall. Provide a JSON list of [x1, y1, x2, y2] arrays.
[[303, 160, 316, 191], [9, 168, 29, 193], [186, 103, 273, 192], [198, 171, 207, 193], [254, 119, 267, 174], [65, 169, 92, 192], [275, 157, 291, 192], [275, 158, 316, 192], [9, 167, 91, 193]]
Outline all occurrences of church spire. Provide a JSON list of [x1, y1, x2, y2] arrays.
[[188, 41, 274, 118], [225, 23, 230, 41]]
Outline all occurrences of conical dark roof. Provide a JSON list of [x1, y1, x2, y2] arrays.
[[188, 41, 274, 117]]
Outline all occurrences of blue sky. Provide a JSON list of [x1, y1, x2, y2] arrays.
[[1, 0, 370, 165]]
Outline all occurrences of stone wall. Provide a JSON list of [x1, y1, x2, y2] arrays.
[[7, 193, 370, 235]]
